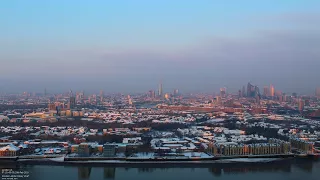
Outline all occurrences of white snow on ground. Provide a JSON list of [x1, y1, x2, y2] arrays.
[[223, 158, 280, 162], [128, 152, 213, 159]]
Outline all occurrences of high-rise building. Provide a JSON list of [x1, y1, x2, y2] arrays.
[[263, 86, 269, 97], [270, 85, 275, 97], [164, 93, 170, 100], [242, 86, 246, 97], [215, 96, 222, 105], [69, 97, 76, 109], [158, 81, 163, 97], [149, 90, 156, 98], [247, 83, 258, 98], [99, 90, 104, 103], [220, 87, 226, 98], [298, 99, 305, 112], [173, 89, 179, 97]]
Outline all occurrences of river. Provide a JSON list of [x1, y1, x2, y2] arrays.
[[1, 158, 319, 180]]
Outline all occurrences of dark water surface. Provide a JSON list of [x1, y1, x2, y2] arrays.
[[1, 159, 320, 180]]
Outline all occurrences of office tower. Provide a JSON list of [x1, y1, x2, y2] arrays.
[[215, 96, 222, 105], [263, 86, 269, 96], [316, 88, 320, 97], [173, 89, 179, 97], [247, 83, 254, 97], [254, 86, 260, 96], [69, 90, 76, 110], [256, 95, 261, 104], [298, 99, 305, 112], [100, 90, 104, 98], [158, 81, 163, 97], [270, 85, 275, 97], [148, 90, 156, 98], [238, 90, 242, 98], [220, 87, 226, 98], [99, 90, 104, 103], [44, 88, 47, 96], [242, 86, 246, 97], [164, 93, 170, 100]]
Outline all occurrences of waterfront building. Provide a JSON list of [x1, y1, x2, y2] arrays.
[[208, 142, 285, 156], [289, 138, 314, 154], [78, 143, 90, 157], [103, 144, 117, 157], [268, 138, 291, 154], [0, 144, 20, 156], [71, 145, 79, 153]]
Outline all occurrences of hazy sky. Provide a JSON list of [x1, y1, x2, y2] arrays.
[[1, 0, 319, 94]]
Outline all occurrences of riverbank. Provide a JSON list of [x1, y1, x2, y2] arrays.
[[0, 154, 299, 167]]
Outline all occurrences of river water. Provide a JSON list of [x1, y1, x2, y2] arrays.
[[1, 159, 319, 180]]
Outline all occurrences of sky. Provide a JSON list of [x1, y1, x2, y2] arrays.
[[0, 0, 320, 94]]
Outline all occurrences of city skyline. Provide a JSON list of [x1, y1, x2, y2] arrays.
[[2, 83, 320, 97], [1, 1, 320, 93]]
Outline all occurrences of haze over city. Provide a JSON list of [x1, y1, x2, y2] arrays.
[[1, 0, 320, 94]]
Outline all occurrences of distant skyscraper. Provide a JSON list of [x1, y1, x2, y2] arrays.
[[263, 86, 269, 97], [275, 90, 282, 98], [44, 88, 47, 96], [164, 93, 170, 100], [149, 90, 156, 98], [242, 86, 246, 97], [220, 87, 226, 98], [68, 90, 76, 109], [128, 95, 133, 105], [100, 90, 104, 102], [173, 89, 179, 97], [298, 99, 305, 112], [247, 83, 256, 97], [270, 85, 275, 97], [158, 81, 163, 97], [215, 96, 222, 105], [69, 97, 76, 109], [254, 86, 260, 96]]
